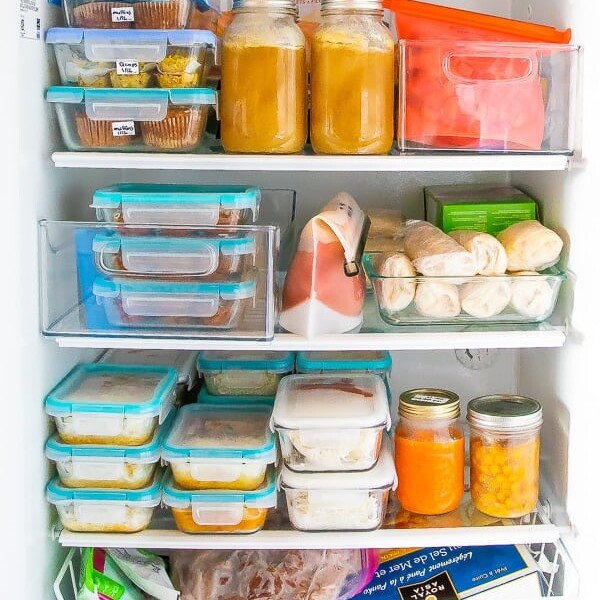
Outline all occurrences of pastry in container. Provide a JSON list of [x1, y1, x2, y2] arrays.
[[196, 383, 275, 406], [162, 468, 277, 533], [46, 470, 162, 533], [131, 0, 192, 28], [66, 0, 134, 28], [161, 403, 276, 490], [271, 373, 391, 472], [140, 105, 208, 150], [90, 183, 260, 227], [197, 350, 295, 396], [279, 435, 397, 531], [44, 363, 177, 445]]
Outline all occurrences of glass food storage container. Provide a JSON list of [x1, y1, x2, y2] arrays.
[[279, 435, 397, 531], [161, 403, 276, 490], [46, 86, 216, 152], [162, 468, 277, 533], [220, 0, 307, 153], [310, 0, 394, 154], [394, 388, 464, 515], [295, 350, 392, 379], [44, 363, 177, 445], [271, 373, 391, 472], [47, 28, 217, 89], [91, 184, 261, 227], [46, 470, 162, 533], [196, 383, 275, 406], [197, 350, 294, 396], [467, 394, 543, 518]]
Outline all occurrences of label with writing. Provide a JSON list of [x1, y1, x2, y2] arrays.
[[412, 394, 449, 405], [397, 572, 459, 600], [112, 121, 136, 137], [116, 60, 140, 75], [112, 6, 135, 22], [20, 0, 41, 39]]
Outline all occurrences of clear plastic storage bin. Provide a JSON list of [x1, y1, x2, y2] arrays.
[[44, 363, 177, 445], [47, 86, 216, 152], [295, 351, 392, 379], [91, 184, 260, 226], [279, 436, 397, 531], [271, 374, 391, 472], [364, 254, 565, 325], [197, 350, 295, 396], [63, 0, 193, 29], [47, 28, 216, 88], [196, 383, 275, 406], [398, 41, 579, 153], [162, 468, 277, 533], [46, 470, 162, 533], [161, 403, 276, 490], [92, 232, 257, 281]]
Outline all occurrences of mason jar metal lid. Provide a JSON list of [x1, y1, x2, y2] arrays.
[[233, 0, 298, 13], [467, 395, 542, 431], [321, 0, 383, 12], [399, 388, 460, 420]]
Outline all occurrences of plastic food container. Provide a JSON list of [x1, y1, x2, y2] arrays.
[[295, 351, 392, 378], [47, 28, 216, 88], [271, 374, 391, 472], [364, 254, 565, 325], [196, 383, 274, 406], [279, 436, 397, 531], [91, 184, 260, 227], [161, 403, 276, 490], [63, 0, 193, 29], [44, 363, 177, 445], [92, 232, 256, 281], [162, 468, 277, 533], [197, 350, 295, 396], [92, 275, 256, 330], [46, 470, 162, 533], [46, 86, 216, 152], [45, 413, 173, 489]]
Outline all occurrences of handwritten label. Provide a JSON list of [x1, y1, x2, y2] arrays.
[[111, 6, 134, 22], [112, 121, 136, 137], [116, 60, 140, 75], [412, 394, 449, 405]]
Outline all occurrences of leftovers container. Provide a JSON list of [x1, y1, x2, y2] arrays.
[[47, 28, 216, 88], [45, 413, 173, 489], [271, 374, 391, 472], [47, 86, 216, 152], [46, 470, 162, 533], [364, 254, 565, 325], [279, 436, 397, 531], [44, 363, 177, 445], [91, 183, 260, 226], [197, 350, 294, 396], [92, 275, 257, 329], [161, 403, 276, 490], [162, 468, 277, 533], [63, 0, 193, 29], [196, 383, 274, 406], [295, 350, 391, 379], [92, 231, 257, 281]]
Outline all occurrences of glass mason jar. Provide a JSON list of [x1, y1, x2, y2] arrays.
[[220, 0, 308, 153], [394, 388, 464, 515], [467, 394, 543, 519], [310, 0, 395, 154]]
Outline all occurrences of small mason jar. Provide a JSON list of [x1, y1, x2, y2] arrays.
[[394, 388, 464, 515], [467, 394, 543, 519], [310, 0, 395, 154], [220, 0, 308, 153]]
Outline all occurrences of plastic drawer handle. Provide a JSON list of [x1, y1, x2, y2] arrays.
[[442, 52, 536, 85]]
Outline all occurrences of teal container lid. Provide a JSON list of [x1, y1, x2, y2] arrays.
[[46, 469, 163, 505], [44, 363, 178, 417], [295, 351, 392, 375], [197, 384, 274, 406], [46, 86, 216, 105], [197, 350, 295, 373]]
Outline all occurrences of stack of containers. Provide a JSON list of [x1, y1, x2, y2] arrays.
[[44, 363, 178, 532], [45, 0, 220, 152]]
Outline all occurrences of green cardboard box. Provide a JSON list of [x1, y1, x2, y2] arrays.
[[424, 185, 538, 236]]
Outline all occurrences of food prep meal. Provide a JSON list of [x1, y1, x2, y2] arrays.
[[295, 350, 392, 379], [44, 363, 177, 445], [196, 383, 275, 406], [197, 350, 295, 396], [271, 373, 391, 472], [161, 403, 276, 490], [161, 468, 277, 533]]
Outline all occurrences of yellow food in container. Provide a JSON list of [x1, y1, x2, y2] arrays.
[[109, 64, 154, 88], [157, 51, 205, 88]]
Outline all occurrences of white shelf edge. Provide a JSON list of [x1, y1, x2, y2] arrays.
[[51, 152, 572, 172]]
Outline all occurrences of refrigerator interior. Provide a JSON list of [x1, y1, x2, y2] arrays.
[[8, 0, 600, 597]]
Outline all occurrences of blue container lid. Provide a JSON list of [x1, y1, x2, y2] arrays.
[[295, 351, 392, 375], [197, 350, 295, 373], [44, 363, 178, 417], [162, 403, 275, 461], [197, 384, 274, 406]]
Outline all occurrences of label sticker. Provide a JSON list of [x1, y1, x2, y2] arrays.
[[412, 394, 448, 405], [112, 121, 136, 137], [116, 60, 140, 75], [112, 6, 135, 22], [20, 0, 41, 39], [398, 572, 459, 600]]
